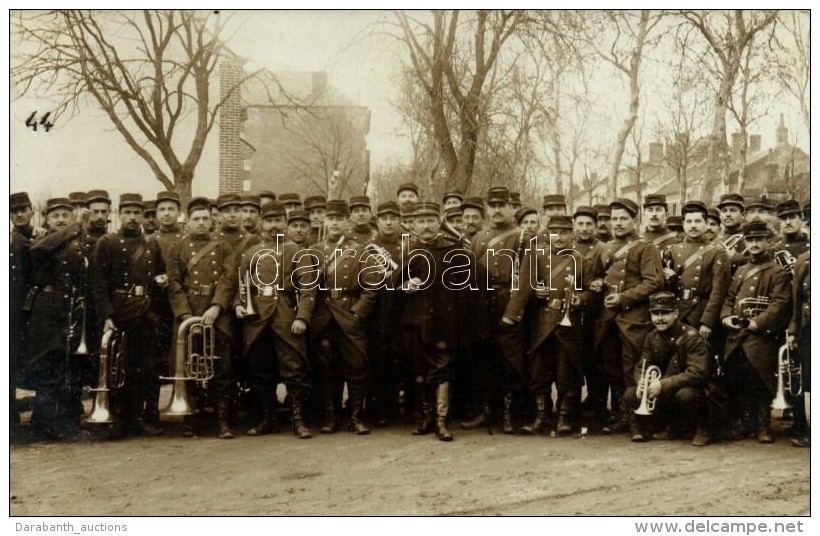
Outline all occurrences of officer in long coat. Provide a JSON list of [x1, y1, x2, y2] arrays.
[[91, 193, 166, 438], [21, 198, 87, 440], [720, 220, 792, 443], [593, 198, 665, 434], [166, 197, 238, 439], [234, 201, 317, 439], [503, 215, 593, 435]]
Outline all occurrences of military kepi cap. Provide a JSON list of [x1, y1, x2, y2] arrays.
[[682, 200, 708, 217], [287, 209, 311, 223], [216, 193, 241, 209], [349, 196, 371, 209], [442, 189, 464, 203], [10, 192, 32, 210], [643, 194, 668, 209], [155, 191, 180, 206], [667, 215, 683, 231], [240, 193, 262, 209], [573, 205, 597, 221], [187, 196, 212, 215], [546, 214, 573, 230], [396, 182, 419, 196], [143, 200, 157, 214], [85, 190, 112, 205], [542, 194, 566, 208], [486, 186, 510, 204], [119, 193, 144, 209], [45, 197, 73, 214], [69, 191, 86, 205], [326, 199, 349, 217], [279, 193, 302, 205], [304, 195, 327, 211], [377, 201, 401, 216], [461, 197, 485, 215], [261, 200, 286, 218], [514, 206, 537, 225], [413, 201, 440, 216], [610, 198, 638, 218], [649, 291, 677, 313], [776, 199, 801, 218], [717, 193, 745, 210], [742, 220, 770, 238]]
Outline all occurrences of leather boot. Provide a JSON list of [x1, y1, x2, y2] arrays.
[[412, 380, 433, 435], [435, 382, 453, 442], [319, 384, 336, 434], [729, 399, 755, 440], [246, 391, 278, 436], [348, 384, 370, 435], [216, 398, 235, 440], [181, 415, 195, 438], [602, 386, 627, 435], [461, 398, 490, 430], [756, 400, 774, 444], [502, 391, 516, 434], [630, 415, 649, 442], [291, 398, 312, 439], [521, 393, 550, 435], [557, 396, 576, 435], [790, 395, 809, 438]]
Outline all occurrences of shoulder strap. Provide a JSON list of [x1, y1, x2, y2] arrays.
[[486, 228, 520, 251], [652, 231, 678, 247], [130, 236, 147, 264], [681, 244, 716, 273], [186, 241, 220, 273], [604, 239, 643, 270]]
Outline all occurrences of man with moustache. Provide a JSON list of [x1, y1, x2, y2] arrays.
[[625, 292, 713, 446], [396, 182, 420, 216], [240, 193, 262, 235], [592, 198, 665, 434], [641, 194, 678, 255], [503, 215, 592, 435], [235, 201, 316, 439], [772, 200, 809, 258], [541, 194, 568, 231], [720, 221, 792, 443], [349, 196, 376, 245], [90, 194, 166, 438], [594, 204, 613, 243], [705, 207, 722, 244], [142, 201, 159, 235], [392, 201, 488, 441], [460, 197, 486, 242], [166, 197, 238, 439], [717, 193, 748, 275], [442, 189, 464, 210], [464, 187, 526, 434], [286, 209, 312, 247]]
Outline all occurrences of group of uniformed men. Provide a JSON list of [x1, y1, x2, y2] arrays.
[[9, 182, 810, 447]]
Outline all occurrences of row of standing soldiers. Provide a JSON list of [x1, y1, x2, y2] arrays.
[[9, 184, 810, 446]]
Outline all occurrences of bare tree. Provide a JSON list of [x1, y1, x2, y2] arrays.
[[11, 10, 258, 204], [768, 11, 810, 138], [677, 9, 778, 201], [394, 10, 523, 193]]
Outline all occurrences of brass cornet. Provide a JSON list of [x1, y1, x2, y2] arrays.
[[161, 316, 218, 417], [772, 334, 803, 410], [86, 328, 127, 424], [721, 233, 746, 255], [365, 243, 399, 272], [635, 360, 662, 416], [738, 296, 771, 318]]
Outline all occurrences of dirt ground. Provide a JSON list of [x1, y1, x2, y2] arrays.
[[9, 388, 810, 517]]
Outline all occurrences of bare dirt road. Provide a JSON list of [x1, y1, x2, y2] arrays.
[[9, 411, 810, 517]]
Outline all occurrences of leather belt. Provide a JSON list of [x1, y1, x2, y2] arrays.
[[41, 285, 71, 295], [327, 289, 358, 300], [115, 285, 148, 297], [187, 284, 214, 297]]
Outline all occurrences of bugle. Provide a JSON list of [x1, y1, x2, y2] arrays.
[[634, 360, 662, 416], [365, 243, 399, 272], [86, 328, 127, 424]]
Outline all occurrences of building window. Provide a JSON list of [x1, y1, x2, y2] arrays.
[[242, 179, 251, 192]]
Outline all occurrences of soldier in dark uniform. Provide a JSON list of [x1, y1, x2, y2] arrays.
[[772, 199, 809, 258], [625, 292, 713, 446], [444, 205, 464, 233], [90, 193, 166, 438], [717, 193, 748, 275], [308, 200, 378, 435], [240, 193, 262, 235], [304, 195, 326, 245], [364, 201, 406, 426], [720, 221, 792, 443], [393, 201, 489, 440], [503, 215, 592, 435], [463, 187, 526, 434], [348, 195, 376, 245], [571, 206, 607, 426], [142, 200, 159, 235], [705, 206, 722, 244], [541, 194, 567, 232], [10, 192, 39, 427], [788, 244, 810, 447], [666, 215, 684, 242], [285, 209, 312, 247], [69, 191, 87, 218], [592, 198, 665, 434], [594, 204, 613, 243], [641, 194, 678, 255], [166, 197, 238, 439], [442, 189, 464, 210], [515, 206, 539, 235], [149, 191, 185, 418], [235, 201, 316, 439]]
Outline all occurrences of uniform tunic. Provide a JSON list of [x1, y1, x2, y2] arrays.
[[664, 238, 729, 329]]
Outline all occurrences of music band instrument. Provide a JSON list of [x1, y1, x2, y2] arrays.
[[737, 296, 771, 319], [238, 268, 260, 320], [772, 333, 803, 410], [365, 243, 399, 272], [635, 359, 662, 416], [86, 328, 127, 424], [161, 316, 219, 417]]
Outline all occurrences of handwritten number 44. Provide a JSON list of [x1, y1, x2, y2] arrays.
[[26, 111, 54, 132]]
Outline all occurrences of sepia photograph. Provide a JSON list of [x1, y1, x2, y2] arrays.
[[6, 6, 812, 523]]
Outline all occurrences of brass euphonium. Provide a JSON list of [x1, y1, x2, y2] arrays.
[[238, 268, 260, 321], [634, 359, 662, 416], [86, 328, 127, 424], [161, 316, 218, 417]]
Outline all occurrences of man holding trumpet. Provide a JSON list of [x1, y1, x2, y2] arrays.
[[625, 292, 712, 446]]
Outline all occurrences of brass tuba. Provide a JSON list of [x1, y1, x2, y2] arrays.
[[160, 316, 218, 417], [634, 360, 662, 416], [86, 328, 127, 424]]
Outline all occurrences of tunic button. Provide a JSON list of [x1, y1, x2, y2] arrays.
[[190, 243, 194, 247], [750, 287, 754, 291]]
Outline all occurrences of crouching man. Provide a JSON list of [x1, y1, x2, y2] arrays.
[[625, 291, 713, 446]]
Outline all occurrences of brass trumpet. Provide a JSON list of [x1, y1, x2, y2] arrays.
[[161, 316, 218, 417], [635, 360, 662, 416], [238, 268, 260, 321], [86, 328, 127, 424], [365, 243, 399, 272]]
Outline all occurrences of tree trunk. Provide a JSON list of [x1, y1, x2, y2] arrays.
[[174, 171, 193, 208], [702, 76, 733, 202]]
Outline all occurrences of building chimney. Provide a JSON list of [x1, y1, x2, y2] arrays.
[[731, 132, 744, 162], [776, 113, 788, 146], [749, 135, 761, 154]]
